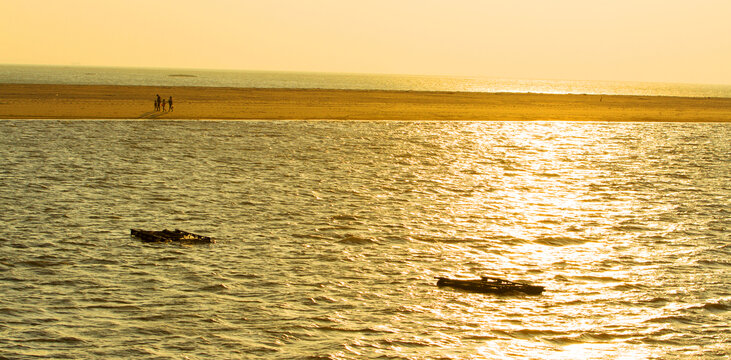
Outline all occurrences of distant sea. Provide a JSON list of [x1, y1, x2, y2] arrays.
[[1, 64, 730, 98]]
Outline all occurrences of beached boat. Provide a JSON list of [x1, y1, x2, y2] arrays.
[[436, 276, 544, 295], [131, 229, 214, 244]]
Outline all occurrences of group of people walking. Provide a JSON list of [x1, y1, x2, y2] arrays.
[[155, 94, 173, 112]]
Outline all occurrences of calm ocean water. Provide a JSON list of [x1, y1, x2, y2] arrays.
[[0, 120, 728, 359], [1, 64, 731, 98]]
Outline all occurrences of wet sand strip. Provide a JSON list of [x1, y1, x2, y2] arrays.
[[1, 83, 730, 121]]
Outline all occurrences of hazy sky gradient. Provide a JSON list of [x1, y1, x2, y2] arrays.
[[1, 0, 729, 84]]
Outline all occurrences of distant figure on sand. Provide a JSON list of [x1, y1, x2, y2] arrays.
[[168, 96, 173, 112], [156, 94, 161, 111], [162, 98, 167, 112]]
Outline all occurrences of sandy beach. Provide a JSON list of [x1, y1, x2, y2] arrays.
[[1, 83, 730, 121]]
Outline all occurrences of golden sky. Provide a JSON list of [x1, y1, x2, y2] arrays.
[[1, 0, 729, 84]]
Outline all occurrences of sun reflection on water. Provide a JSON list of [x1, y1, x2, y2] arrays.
[[398, 121, 705, 359]]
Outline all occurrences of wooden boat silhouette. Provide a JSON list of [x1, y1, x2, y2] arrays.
[[131, 229, 214, 244], [436, 276, 544, 295]]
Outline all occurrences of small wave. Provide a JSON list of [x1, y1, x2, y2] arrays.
[[645, 315, 697, 325], [128, 326, 174, 337], [41, 279, 98, 287], [292, 233, 329, 240], [318, 224, 358, 232], [316, 325, 394, 334], [611, 283, 648, 291], [2, 241, 29, 249], [695, 259, 731, 267], [378, 337, 433, 347], [331, 214, 358, 221], [17, 335, 87, 344], [492, 328, 566, 341], [83, 304, 141, 311], [81, 257, 119, 265], [408, 234, 480, 243], [538, 218, 562, 225], [230, 273, 261, 279], [0, 306, 25, 316], [645, 297, 670, 304], [496, 236, 531, 245], [156, 256, 180, 262], [613, 224, 650, 232], [149, 196, 173, 202], [130, 314, 170, 321], [304, 296, 337, 305], [298, 355, 339, 360], [17, 259, 70, 267], [545, 331, 637, 345], [533, 236, 588, 246], [572, 275, 623, 283], [201, 283, 230, 292], [463, 334, 500, 341], [684, 300, 730, 313], [338, 234, 377, 245]]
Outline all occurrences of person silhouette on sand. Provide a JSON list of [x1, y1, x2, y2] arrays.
[[162, 98, 167, 112], [168, 96, 173, 112], [156, 94, 161, 111]]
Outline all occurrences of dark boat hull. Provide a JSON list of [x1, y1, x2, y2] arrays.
[[436, 277, 544, 295], [131, 229, 214, 244]]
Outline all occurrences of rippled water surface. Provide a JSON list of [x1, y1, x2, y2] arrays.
[[0, 120, 729, 359]]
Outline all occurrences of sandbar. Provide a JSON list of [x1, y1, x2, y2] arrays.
[[1, 83, 730, 121]]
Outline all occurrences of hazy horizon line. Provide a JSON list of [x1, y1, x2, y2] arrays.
[[3, 62, 730, 88]]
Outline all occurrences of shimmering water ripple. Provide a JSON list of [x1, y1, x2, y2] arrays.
[[0, 120, 728, 359]]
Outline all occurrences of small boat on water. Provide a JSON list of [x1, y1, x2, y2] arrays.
[[436, 276, 544, 295], [131, 229, 214, 244]]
